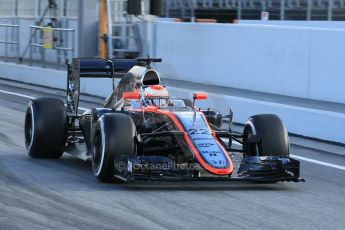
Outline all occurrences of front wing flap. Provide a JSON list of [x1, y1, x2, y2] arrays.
[[237, 156, 304, 182]]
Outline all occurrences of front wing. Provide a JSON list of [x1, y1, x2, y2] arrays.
[[112, 155, 304, 183]]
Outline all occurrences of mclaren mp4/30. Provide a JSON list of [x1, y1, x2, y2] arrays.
[[24, 58, 303, 183]]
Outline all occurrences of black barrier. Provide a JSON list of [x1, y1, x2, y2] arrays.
[[127, 0, 142, 15], [150, 0, 165, 16]]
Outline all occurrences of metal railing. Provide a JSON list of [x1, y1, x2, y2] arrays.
[[106, 0, 143, 58], [29, 25, 75, 66], [165, 0, 345, 21], [0, 24, 20, 61], [111, 23, 142, 58]]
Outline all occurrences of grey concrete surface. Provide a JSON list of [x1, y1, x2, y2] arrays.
[[1, 80, 345, 230]]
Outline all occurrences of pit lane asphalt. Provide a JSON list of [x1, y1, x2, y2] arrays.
[[1, 79, 345, 230]]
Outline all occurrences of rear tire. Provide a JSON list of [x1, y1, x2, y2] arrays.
[[243, 114, 289, 157], [92, 113, 136, 183], [24, 98, 66, 158]]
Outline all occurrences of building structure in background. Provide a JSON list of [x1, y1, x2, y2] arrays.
[[0, 0, 164, 63], [1, 0, 345, 66], [0, 0, 79, 66], [166, 0, 345, 22]]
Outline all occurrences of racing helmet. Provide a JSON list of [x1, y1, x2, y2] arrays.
[[144, 85, 170, 107]]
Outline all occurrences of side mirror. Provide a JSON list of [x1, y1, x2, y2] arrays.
[[193, 92, 208, 100], [192, 92, 208, 111], [123, 91, 140, 100]]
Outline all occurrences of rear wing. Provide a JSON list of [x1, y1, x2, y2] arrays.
[[67, 58, 141, 115], [66, 58, 162, 115], [71, 58, 141, 78]]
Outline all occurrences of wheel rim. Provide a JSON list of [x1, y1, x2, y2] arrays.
[[24, 105, 34, 150], [243, 123, 259, 157], [92, 119, 106, 176], [92, 130, 102, 174]]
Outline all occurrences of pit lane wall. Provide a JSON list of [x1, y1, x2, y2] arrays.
[[1, 61, 345, 144], [152, 22, 345, 104]]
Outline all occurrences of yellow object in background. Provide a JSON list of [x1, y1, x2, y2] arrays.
[[43, 26, 53, 49], [100, 0, 108, 59]]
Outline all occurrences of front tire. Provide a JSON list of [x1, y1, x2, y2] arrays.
[[243, 114, 289, 157], [24, 98, 66, 158], [92, 113, 136, 182]]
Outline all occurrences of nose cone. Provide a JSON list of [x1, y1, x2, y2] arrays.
[[174, 111, 233, 175], [191, 133, 230, 169]]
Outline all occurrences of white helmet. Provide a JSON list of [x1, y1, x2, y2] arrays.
[[144, 85, 169, 107], [144, 85, 169, 98]]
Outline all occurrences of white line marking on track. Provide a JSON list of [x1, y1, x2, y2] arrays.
[[291, 154, 345, 171], [0, 89, 89, 111], [1, 88, 345, 171], [0, 89, 36, 100], [225, 138, 345, 171]]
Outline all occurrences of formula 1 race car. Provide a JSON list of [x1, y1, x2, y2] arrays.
[[24, 58, 303, 183]]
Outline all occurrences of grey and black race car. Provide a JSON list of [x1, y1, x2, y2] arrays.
[[24, 58, 303, 183]]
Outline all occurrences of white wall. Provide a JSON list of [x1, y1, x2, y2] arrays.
[[153, 22, 345, 104]]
